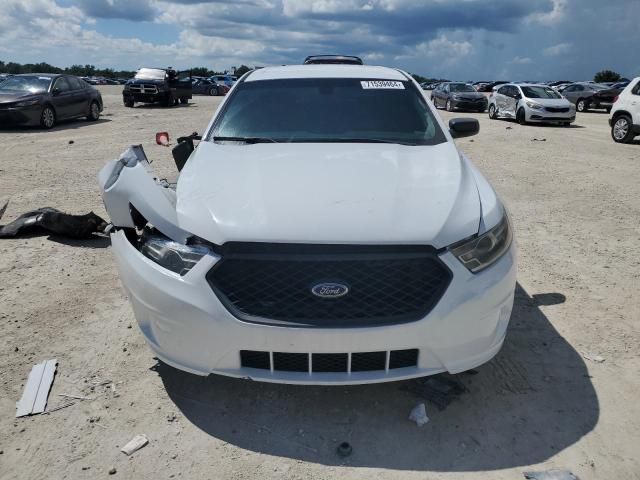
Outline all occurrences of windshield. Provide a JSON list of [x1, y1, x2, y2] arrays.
[[521, 86, 561, 99], [588, 84, 608, 91], [450, 83, 476, 93], [134, 68, 166, 81], [210, 78, 446, 146], [0, 75, 51, 94]]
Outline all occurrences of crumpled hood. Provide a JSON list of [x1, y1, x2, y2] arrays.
[[176, 141, 481, 248]]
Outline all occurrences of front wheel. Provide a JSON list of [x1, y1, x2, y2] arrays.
[[611, 115, 634, 143], [87, 101, 100, 121], [517, 107, 527, 125], [124, 98, 134, 108], [40, 105, 56, 129], [446, 99, 453, 112], [488, 104, 497, 119], [209, 87, 218, 96]]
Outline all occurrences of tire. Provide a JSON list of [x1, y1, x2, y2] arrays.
[[446, 99, 453, 112], [576, 98, 588, 112], [209, 87, 218, 96], [87, 101, 100, 121], [611, 115, 634, 143], [488, 104, 497, 119], [517, 107, 527, 125], [179, 97, 188, 105], [40, 105, 56, 129], [124, 99, 134, 108]]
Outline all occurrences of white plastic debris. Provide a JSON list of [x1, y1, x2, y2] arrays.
[[582, 352, 605, 363], [524, 469, 579, 480], [409, 403, 429, 427], [16, 359, 58, 417], [121, 434, 149, 455]]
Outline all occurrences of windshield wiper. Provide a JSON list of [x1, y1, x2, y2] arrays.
[[212, 136, 278, 144]]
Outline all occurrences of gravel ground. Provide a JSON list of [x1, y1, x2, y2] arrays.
[[0, 85, 639, 480]]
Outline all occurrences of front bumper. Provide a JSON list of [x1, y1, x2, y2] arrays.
[[0, 105, 41, 126], [451, 98, 487, 111], [527, 108, 575, 124], [111, 231, 517, 384]]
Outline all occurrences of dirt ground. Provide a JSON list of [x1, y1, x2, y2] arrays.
[[1, 85, 639, 480]]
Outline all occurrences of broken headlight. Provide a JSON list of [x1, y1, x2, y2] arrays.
[[140, 234, 211, 276], [449, 211, 512, 273]]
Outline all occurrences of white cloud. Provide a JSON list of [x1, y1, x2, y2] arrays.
[[512, 56, 533, 64], [544, 42, 572, 56]]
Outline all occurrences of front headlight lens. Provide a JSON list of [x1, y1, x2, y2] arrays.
[[140, 234, 211, 276], [526, 101, 543, 109], [15, 98, 40, 107], [449, 212, 513, 273]]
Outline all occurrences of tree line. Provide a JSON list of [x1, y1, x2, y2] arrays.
[[0, 60, 254, 79]]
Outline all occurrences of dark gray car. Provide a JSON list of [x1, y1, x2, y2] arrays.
[[431, 82, 487, 112], [0, 74, 103, 129], [561, 83, 611, 112]]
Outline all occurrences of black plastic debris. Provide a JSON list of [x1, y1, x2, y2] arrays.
[[524, 470, 579, 480], [403, 373, 468, 411], [336, 442, 352, 458], [0, 202, 108, 239]]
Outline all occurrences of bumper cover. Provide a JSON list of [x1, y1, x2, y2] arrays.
[[111, 231, 517, 384]]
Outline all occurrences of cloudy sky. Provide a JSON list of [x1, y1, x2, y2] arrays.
[[1, 0, 639, 80]]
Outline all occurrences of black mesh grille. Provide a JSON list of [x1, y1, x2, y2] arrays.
[[273, 352, 308, 372], [545, 107, 570, 113], [389, 349, 419, 369], [351, 351, 386, 372], [312, 353, 348, 372], [207, 243, 451, 327], [240, 349, 418, 372]]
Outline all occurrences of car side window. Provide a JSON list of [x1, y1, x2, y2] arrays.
[[67, 76, 84, 90], [497, 86, 508, 95], [632, 82, 640, 95], [575, 85, 584, 91], [53, 77, 72, 92]]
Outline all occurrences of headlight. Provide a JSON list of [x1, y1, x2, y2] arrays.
[[140, 234, 212, 276], [452, 94, 461, 100], [449, 211, 513, 273], [15, 98, 40, 107], [526, 101, 542, 109]]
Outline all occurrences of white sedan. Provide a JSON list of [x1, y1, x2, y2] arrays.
[[99, 63, 516, 385]]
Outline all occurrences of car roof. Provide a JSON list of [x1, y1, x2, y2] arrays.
[[245, 64, 407, 82], [14, 73, 62, 77]]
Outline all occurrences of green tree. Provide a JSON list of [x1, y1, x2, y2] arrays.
[[594, 70, 621, 83], [234, 65, 251, 77]]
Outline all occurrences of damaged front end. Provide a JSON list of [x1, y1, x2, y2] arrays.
[[98, 144, 215, 276]]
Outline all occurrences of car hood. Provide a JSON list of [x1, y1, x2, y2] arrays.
[[527, 97, 573, 107], [452, 91, 485, 100], [127, 78, 164, 85], [176, 141, 481, 248]]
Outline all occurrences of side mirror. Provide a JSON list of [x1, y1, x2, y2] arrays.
[[52, 87, 60, 96], [449, 118, 479, 139]]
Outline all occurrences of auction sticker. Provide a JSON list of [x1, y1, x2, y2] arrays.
[[361, 80, 405, 89]]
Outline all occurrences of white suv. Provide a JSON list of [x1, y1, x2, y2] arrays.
[[99, 64, 516, 385], [609, 77, 640, 143]]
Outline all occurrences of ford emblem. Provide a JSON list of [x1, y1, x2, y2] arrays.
[[311, 282, 349, 298]]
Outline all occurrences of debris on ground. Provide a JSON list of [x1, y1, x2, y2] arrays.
[[43, 401, 75, 414], [336, 441, 352, 457], [582, 352, 605, 363], [121, 434, 149, 455], [403, 373, 468, 410], [108, 467, 117, 475], [58, 393, 92, 401], [16, 359, 58, 417], [523, 469, 579, 479], [532, 138, 547, 142], [68, 140, 74, 145], [408, 403, 429, 427], [0, 202, 108, 239], [155, 131, 170, 146], [506, 126, 513, 129]]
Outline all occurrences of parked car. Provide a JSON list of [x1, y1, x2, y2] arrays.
[[488, 83, 575, 126], [192, 78, 228, 96], [0, 74, 102, 129], [99, 64, 516, 384], [561, 82, 612, 112], [477, 81, 508, 93], [123, 67, 192, 107], [609, 77, 640, 143], [303, 55, 363, 65], [431, 82, 487, 112], [209, 75, 236, 88]]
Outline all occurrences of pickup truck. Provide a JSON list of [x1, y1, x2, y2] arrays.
[[123, 68, 191, 107]]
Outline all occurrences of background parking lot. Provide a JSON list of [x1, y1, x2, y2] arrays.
[[0, 86, 639, 479]]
